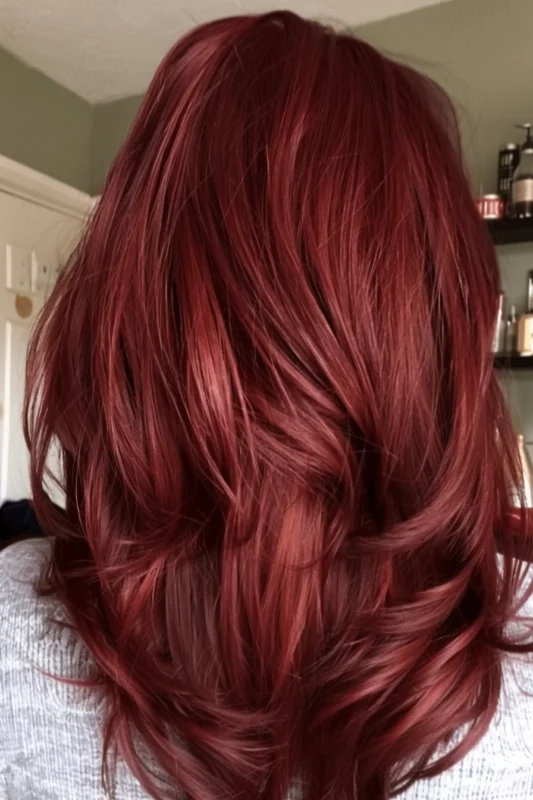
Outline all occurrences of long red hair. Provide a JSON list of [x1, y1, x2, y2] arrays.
[[25, 11, 533, 800]]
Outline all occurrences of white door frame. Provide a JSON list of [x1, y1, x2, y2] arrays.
[[0, 155, 95, 219], [0, 157, 94, 503]]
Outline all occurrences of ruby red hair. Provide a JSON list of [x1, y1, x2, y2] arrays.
[[25, 11, 533, 800]]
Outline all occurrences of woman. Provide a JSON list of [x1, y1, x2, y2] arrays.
[[1, 11, 532, 800]]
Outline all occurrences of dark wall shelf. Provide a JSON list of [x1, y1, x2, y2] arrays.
[[494, 354, 533, 370], [487, 217, 533, 245]]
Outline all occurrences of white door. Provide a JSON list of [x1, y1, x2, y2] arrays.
[[0, 190, 85, 505]]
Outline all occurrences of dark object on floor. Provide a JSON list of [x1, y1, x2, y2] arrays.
[[0, 499, 43, 547]]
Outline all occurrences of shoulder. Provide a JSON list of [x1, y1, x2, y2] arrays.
[[0, 535, 52, 583], [0, 538, 58, 644], [0, 537, 103, 714], [0, 542, 126, 798]]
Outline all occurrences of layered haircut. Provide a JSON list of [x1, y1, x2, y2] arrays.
[[25, 11, 533, 800]]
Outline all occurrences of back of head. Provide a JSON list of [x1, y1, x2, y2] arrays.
[[25, 11, 533, 800]]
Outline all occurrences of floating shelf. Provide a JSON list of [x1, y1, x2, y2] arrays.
[[494, 354, 533, 370], [486, 217, 533, 246]]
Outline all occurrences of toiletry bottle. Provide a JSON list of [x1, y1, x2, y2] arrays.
[[493, 292, 505, 353], [515, 435, 533, 508], [505, 304, 518, 352], [504, 312, 511, 352], [518, 271, 533, 355], [512, 125, 533, 218]]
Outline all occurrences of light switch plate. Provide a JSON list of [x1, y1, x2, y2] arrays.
[[32, 258, 51, 294], [6, 245, 36, 293]]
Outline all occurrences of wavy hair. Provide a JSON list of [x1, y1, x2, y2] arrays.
[[25, 11, 533, 800]]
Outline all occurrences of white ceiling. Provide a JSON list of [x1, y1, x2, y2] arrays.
[[0, 0, 449, 104]]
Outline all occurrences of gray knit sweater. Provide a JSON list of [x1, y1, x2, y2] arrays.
[[1, 538, 533, 800]]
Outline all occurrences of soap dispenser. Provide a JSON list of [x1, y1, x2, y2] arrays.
[[512, 124, 533, 218]]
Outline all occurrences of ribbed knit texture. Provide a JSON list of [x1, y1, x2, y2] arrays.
[[1, 538, 533, 799]]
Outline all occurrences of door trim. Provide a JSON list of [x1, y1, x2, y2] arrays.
[[0, 156, 96, 221]]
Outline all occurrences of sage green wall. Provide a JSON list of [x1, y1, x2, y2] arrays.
[[356, 0, 533, 196], [0, 47, 92, 192], [90, 95, 143, 195], [88, 0, 533, 196], [3, 0, 533, 199]]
